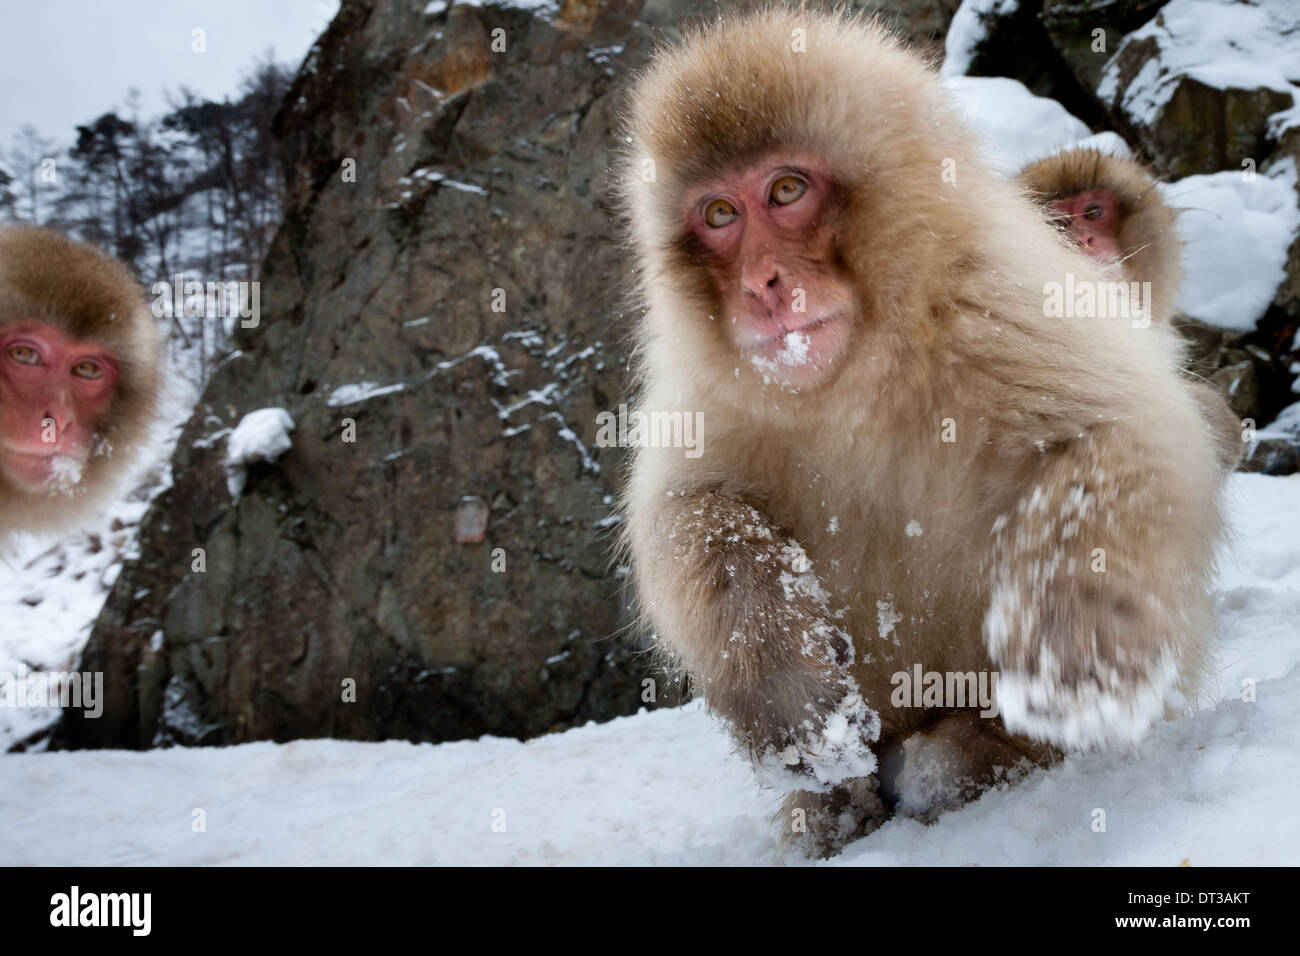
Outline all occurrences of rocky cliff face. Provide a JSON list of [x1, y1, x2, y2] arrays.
[[53, 0, 1299, 749], [57, 0, 682, 748]]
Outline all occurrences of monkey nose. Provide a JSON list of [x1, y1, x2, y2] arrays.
[[40, 404, 75, 439], [742, 269, 783, 309]]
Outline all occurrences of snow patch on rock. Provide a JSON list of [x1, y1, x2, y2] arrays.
[[224, 408, 295, 497]]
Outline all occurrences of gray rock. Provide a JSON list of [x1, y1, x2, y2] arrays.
[[54, 0, 701, 750], [1210, 360, 1259, 421], [1244, 400, 1300, 474], [1041, 0, 1169, 95], [1097, 8, 1295, 178]]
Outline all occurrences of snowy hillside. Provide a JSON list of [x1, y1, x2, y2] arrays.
[[1, 473, 1297, 865]]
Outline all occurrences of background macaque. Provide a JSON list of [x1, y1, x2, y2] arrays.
[[0, 225, 161, 546], [1018, 148, 1180, 323], [621, 10, 1224, 856], [1018, 148, 1243, 471]]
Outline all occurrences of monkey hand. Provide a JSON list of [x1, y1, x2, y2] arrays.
[[751, 564, 880, 794], [663, 494, 880, 790], [751, 674, 882, 794], [985, 526, 1185, 751]]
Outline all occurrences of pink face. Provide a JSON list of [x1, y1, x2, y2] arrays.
[[683, 156, 858, 386], [1048, 188, 1122, 263], [0, 322, 119, 493]]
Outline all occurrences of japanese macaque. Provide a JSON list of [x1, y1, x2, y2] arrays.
[[1019, 148, 1181, 325], [0, 225, 160, 546], [619, 10, 1223, 857], [1018, 148, 1243, 472]]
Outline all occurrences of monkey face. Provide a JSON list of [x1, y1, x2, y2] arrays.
[[0, 321, 119, 494], [1048, 188, 1123, 264], [681, 155, 859, 387]]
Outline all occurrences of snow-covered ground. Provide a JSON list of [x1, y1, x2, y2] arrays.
[[0, 474, 1297, 865]]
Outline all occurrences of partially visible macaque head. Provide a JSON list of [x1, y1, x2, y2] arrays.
[[681, 153, 857, 385], [0, 225, 160, 539], [1018, 149, 1182, 311], [1019, 148, 1241, 471]]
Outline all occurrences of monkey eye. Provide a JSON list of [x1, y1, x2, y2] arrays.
[[1083, 203, 1105, 220], [5, 344, 39, 366], [770, 175, 807, 206], [704, 198, 739, 228], [72, 360, 104, 380]]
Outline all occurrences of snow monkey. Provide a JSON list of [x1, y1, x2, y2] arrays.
[[0, 225, 161, 546], [619, 9, 1224, 857], [1018, 148, 1243, 472]]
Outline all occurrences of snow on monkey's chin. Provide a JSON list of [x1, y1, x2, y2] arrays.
[[745, 314, 850, 388], [47, 454, 86, 491], [0, 449, 87, 495]]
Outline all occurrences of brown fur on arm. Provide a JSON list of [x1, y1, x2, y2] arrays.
[[629, 488, 880, 790], [986, 416, 1220, 748]]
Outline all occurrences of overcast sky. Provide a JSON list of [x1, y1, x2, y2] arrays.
[[0, 1, 340, 149]]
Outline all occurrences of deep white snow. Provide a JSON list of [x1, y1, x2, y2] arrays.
[[0, 474, 1297, 864], [944, 75, 1091, 176], [1162, 163, 1300, 331]]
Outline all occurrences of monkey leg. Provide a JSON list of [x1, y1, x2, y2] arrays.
[[778, 718, 1055, 857], [878, 714, 1056, 822], [637, 491, 880, 789], [985, 422, 1218, 749]]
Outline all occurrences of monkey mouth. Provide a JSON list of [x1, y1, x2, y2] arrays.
[[747, 313, 849, 380], [753, 315, 830, 348], [0, 447, 87, 492]]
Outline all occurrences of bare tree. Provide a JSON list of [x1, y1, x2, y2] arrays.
[[0, 165, 16, 221], [6, 125, 59, 223]]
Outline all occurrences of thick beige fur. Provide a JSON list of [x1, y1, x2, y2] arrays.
[[617, 8, 1225, 856]]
